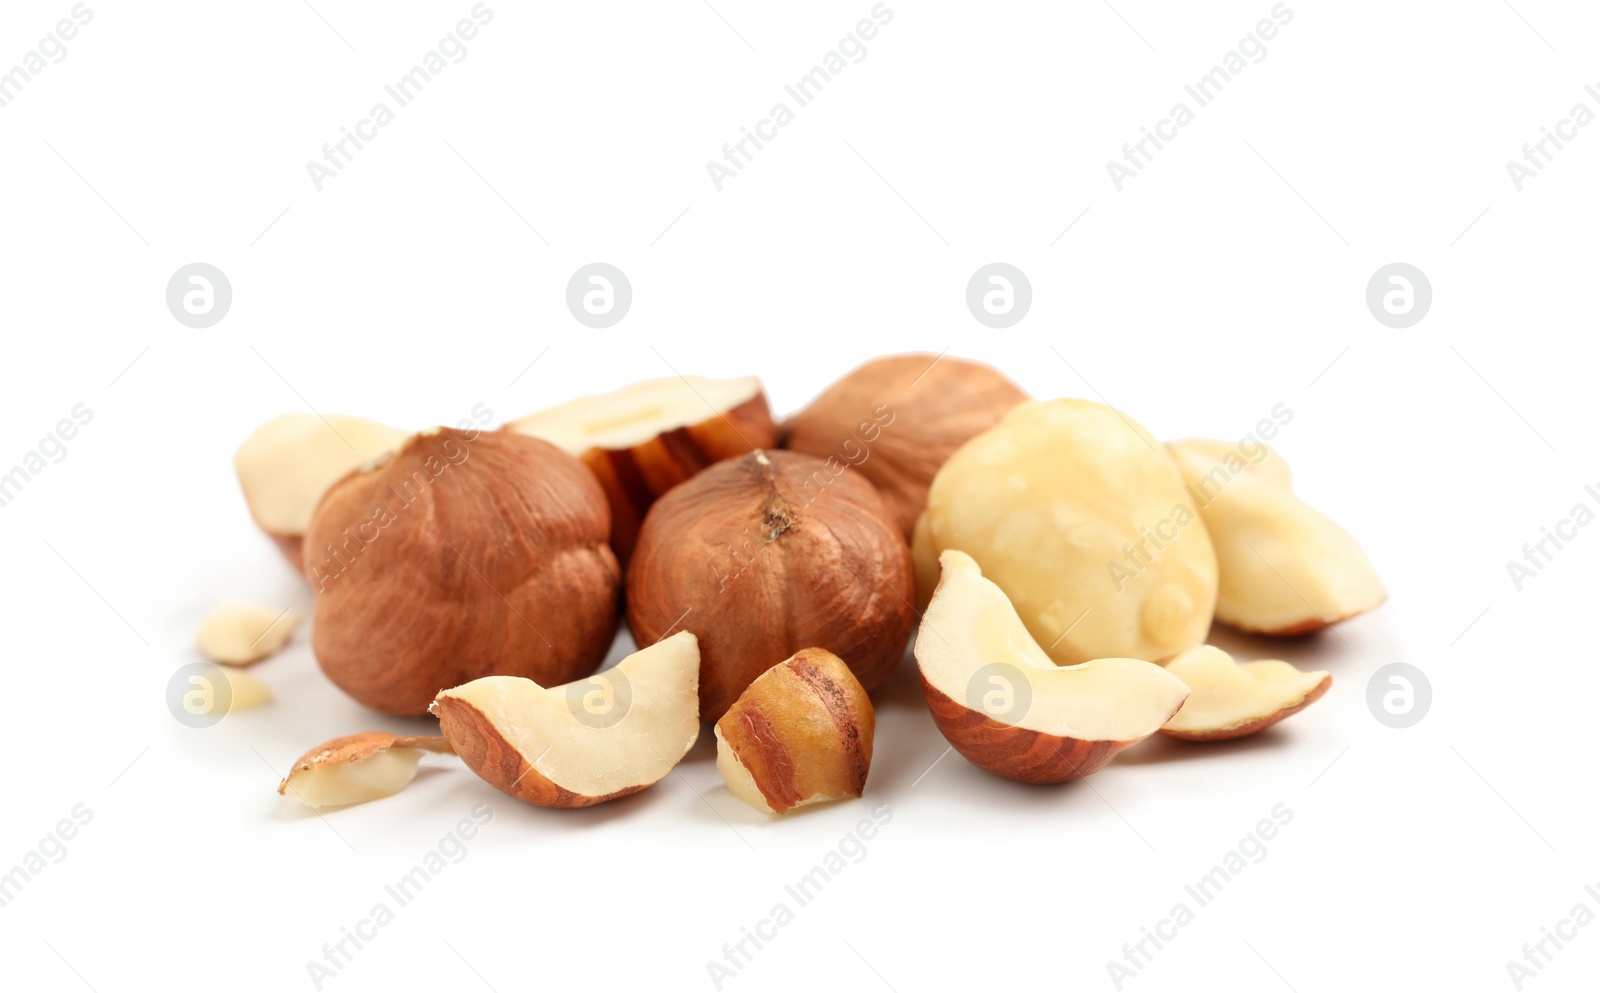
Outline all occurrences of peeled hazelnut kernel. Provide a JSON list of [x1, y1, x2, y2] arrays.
[[433, 631, 701, 809], [916, 551, 1190, 784], [506, 375, 777, 563], [1159, 646, 1331, 741], [914, 399, 1218, 666], [305, 428, 620, 716], [715, 648, 875, 815], [278, 732, 455, 808], [195, 602, 302, 665], [627, 449, 916, 722], [1167, 439, 1386, 635], [783, 354, 1027, 538], [233, 413, 409, 572]]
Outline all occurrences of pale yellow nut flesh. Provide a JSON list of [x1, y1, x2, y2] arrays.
[[505, 375, 764, 455], [714, 725, 776, 814], [278, 732, 455, 809], [233, 413, 410, 537], [1168, 439, 1385, 636], [191, 667, 272, 714], [433, 632, 702, 807], [920, 551, 1193, 741], [196, 602, 303, 665], [1159, 645, 1331, 741], [915, 399, 1218, 667]]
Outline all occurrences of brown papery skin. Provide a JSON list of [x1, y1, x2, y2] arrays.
[[627, 450, 915, 722], [572, 391, 777, 564], [718, 648, 875, 813], [782, 354, 1027, 538], [920, 676, 1177, 784], [306, 429, 620, 715], [433, 695, 641, 808]]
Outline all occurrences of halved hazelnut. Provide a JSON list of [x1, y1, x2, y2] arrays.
[[506, 375, 776, 562], [277, 732, 455, 808], [715, 648, 875, 815], [433, 631, 701, 808], [195, 602, 302, 665], [306, 428, 620, 715], [233, 413, 409, 571], [1168, 439, 1386, 635], [916, 550, 1190, 784], [627, 449, 916, 722], [914, 398, 1218, 665], [1159, 645, 1331, 741], [782, 354, 1027, 538]]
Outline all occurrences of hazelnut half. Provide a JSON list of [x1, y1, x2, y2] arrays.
[[506, 375, 776, 562], [627, 449, 916, 722], [305, 428, 620, 715], [1167, 439, 1386, 635], [233, 413, 409, 572], [715, 648, 875, 814], [916, 550, 1190, 784], [433, 631, 701, 808], [783, 354, 1027, 538]]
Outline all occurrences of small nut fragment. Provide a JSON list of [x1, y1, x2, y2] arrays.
[[196, 602, 302, 665], [715, 648, 875, 815], [1159, 646, 1331, 741], [201, 666, 272, 714], [278, 732, 455, 808]]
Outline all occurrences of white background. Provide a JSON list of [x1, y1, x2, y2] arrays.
[[1, 1, 1595, 991]]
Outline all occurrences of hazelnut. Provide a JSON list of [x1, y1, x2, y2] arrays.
[[433, 631, 701, 808], [715, 648, 875, 814], [305, 428, 620, 715], [917, 551, 1190, 784], [277, 732, 454, 808], [507, 375, 776, 562], [1167, 439, 1386, 635], [1159, 645, 1331, 741], [627, 449, 916, 721], [914, 398, 1217, 665], [783, 354, 1027, 538]]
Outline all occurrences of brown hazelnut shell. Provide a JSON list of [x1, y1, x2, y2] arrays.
[[305, 429, 620, 715], [626, 449, 915, 721]]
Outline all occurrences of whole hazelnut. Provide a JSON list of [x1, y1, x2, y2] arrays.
[[626, 449, 915, 721], [305, 428, 620, 715]]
